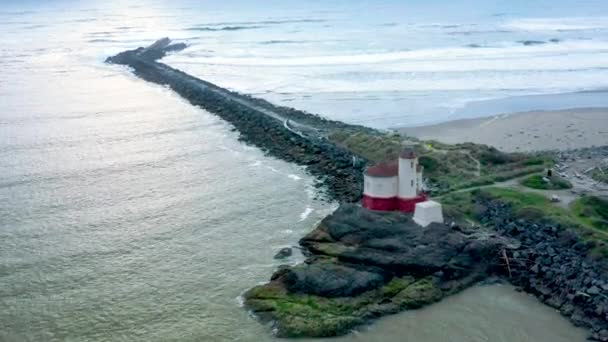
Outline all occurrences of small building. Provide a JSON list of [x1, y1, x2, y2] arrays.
[[361, 161, 399, 211], [413, 200, 444, 227], [362, 148, 427, 213]]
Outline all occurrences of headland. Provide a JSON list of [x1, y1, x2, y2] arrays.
[[107, 39, 608, 341]]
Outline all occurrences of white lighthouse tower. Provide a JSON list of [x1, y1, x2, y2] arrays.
[[416, 164, 424, 193], [398, 149, 417, 198], [397, 148, 427, 212]]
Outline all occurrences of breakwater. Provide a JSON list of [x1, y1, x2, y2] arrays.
[[106, 38, 370, 202], [245, 198, 608, 340], [106, 39, 608, 341], [479, 197, 608, 341]]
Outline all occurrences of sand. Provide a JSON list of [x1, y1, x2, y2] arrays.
[[398, 108, 608, 152]]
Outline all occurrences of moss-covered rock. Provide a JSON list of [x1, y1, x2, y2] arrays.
[[244, 275, 446, 338], [392, 277, 443, 309], [381, 276, 416, 297], [244, 283, 371, 337]]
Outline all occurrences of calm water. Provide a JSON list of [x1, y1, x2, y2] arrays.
[[0, 1, 593, 341]]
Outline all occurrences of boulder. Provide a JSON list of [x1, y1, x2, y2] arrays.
[[301, 205, 511, 278], [283, 260, 385, 297], [274, 247, 293, 259], [245, 204, 518, 337]]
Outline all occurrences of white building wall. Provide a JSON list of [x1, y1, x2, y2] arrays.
[[416, 170, 423, 194], [398, 157, 417, 198], [364, 175, 398, 198], [413, 201, 444, 227]]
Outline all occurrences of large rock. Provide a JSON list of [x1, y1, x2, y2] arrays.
[[274, 247, 293, 259], [283, 260, 385, 297], [245, 204, 516, 337], [300, 204, 511, 277]]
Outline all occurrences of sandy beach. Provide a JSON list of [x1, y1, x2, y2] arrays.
[[398, 108, 608, 152]]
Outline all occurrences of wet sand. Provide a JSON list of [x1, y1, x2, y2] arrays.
[[398, 108, 608, 152]]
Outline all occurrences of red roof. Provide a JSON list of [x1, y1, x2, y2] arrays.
[[365, 161, 398, 178], [400, 148, 417, 159]]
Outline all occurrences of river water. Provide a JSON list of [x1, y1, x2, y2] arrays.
[[0, 1, 593, 341]]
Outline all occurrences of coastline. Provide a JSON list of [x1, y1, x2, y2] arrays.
[[398, 108, 608, 152], [109, 40, 608, 341]]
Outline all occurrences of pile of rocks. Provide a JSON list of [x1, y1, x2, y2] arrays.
[[478, 198, 608, 341], [557, 146, 608, 163]]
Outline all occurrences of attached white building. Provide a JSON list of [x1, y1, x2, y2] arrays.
[[413, 200, 444, 227]]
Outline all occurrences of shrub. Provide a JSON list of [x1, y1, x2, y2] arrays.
[[418, 155, 440, 173], [521, 174, 572, 190]]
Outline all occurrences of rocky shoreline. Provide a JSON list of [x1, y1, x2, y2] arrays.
[[243, 204, 520, 337], [479, 194, 608, 341], [107, 39, 608, 340], [245, 197, 608, 340]]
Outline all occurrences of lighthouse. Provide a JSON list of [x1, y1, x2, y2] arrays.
[[397, 149, 427, 212], [362, 148, 427, 213]]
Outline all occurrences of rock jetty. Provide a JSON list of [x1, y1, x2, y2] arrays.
[[478, 195, 608, 341], [107, 39, 608, 341], [246, 198, 608, 340], [106, 38, 373, 202]]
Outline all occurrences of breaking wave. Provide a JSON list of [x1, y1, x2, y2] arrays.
[[504, 17, 608, 31], [186, 25, 264, 32], [183, 40, 608, 70]]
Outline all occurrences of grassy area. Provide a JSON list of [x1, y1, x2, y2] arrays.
[[443, 187, 608, 257], [420, 148, 551, 194], [482, 188, 583, 227], [441, 190, 479, 224], [572, 196, 608, 231], [328, 130, 402, 162], [520, 174, 573, 190], [330, 129, 554, 195], [592, 169, 608, 184]]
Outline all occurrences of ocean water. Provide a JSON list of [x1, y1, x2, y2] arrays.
[[0, 0, 597, 341]]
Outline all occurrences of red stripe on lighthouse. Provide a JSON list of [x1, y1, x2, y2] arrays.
[[397, 194, 427, 213], [362, 195, 397, 211]]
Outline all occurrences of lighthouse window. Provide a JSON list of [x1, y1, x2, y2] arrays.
[[411, 180, 414, 187], [411, 161, 414, 168]]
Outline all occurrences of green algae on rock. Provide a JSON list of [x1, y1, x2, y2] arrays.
[[244, 274, 446, 338]]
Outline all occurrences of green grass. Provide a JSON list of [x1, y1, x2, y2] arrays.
[[572, 196, 608, 231], [520, 174, 573, 190], [592, 169, 608, 184], [441, 191, 478, 224], [430, 184, 607, 258], [331, 128, 554, 195], [483, 188, 577, 225], [475, 188, 608, 257], [442, 187, 570, 226], [328, 130, 402, 162]]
